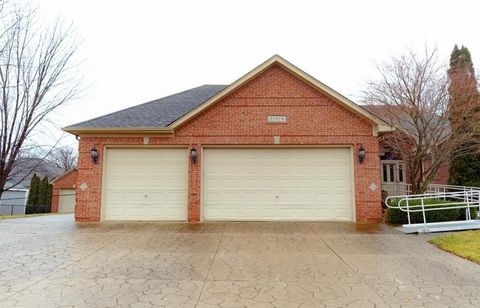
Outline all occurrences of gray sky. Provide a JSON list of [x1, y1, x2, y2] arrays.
[[30, 0, 480, 147]]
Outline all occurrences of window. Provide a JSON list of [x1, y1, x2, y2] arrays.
[[389, 165, 395, 182]]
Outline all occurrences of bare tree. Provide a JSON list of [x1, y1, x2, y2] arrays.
[[48, 146, 77, 173], [0, 5, 81, 198], [364, 48, 480, 194]]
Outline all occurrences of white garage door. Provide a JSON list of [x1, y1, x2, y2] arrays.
[[104, 148, 188, 220], [203, 148, 353, 221], [59, 189, 76, 213]]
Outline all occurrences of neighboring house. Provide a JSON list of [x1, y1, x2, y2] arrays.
[[51, 168, 78, 213], [64, 55, 393, 223], [0, 158, 63, 215], [0, 188, 29, 215], [363, 105, 450, 196], [4, 157, 63, 190]]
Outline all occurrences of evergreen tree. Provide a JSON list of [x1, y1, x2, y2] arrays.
[[37, 176, 49, 206], [46, 182, 53, 207], [26, 173, 40, 205], [449, 155, 480, 187], [448, 45, 480, 186]]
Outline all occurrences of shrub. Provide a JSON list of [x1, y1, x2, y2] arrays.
[[385, 198, 477, 224], [34, 205, 51, 213], [25, 205, 33, 215], [459, 206, 478, 220]]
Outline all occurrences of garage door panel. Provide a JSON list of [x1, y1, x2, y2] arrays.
[[203, 148, 353, 221], [148, 178, 185, 188], [58, 189, 76, 213], [108, 177, 144, 187], [147, 191, 186, 202], [108, 191, 144, 202], [205, 192, 277, 203], [104, 148, 187, 220]]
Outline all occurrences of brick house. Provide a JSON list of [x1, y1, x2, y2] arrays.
[[363, 105, 450, 197], [64, 55, 393, 223], [51, 168, 78, 213]]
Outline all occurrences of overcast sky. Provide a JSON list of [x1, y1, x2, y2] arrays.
[[28, 0, 480, 148]]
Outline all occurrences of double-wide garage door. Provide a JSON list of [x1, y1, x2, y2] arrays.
[[203, 148, 353, 221], [103, 147, 353, 221]]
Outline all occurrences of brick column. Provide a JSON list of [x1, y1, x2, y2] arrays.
[[354, 140, 383, 223], [51, 187, 60, 213], [75, 139, 103, 222], [187, 144, 201, 222]]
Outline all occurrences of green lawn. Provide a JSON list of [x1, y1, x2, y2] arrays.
[[430, 230, 480, 264]]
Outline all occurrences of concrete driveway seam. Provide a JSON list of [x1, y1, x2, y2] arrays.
[[194, 223, 225, 306]]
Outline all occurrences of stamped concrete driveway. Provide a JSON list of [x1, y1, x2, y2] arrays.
[[0, 215, 479, 308]]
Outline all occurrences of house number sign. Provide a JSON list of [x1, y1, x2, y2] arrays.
[[267, 115, 287, 123]]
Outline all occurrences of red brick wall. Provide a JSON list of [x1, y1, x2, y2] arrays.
[[379, 138, 451, 186], [432, 162, 450, 185], [51, 169, 78, 213], [424, 159, 450, 185], [76, 65, 382, 223]]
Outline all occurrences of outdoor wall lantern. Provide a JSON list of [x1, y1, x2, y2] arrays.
[[190, 148, 197, 164], [358, 144, 366, 163], [90, 145, 99, 163]]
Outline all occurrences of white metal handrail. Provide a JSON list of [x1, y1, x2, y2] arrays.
[[385, 190, 480, 233], [382, 183, 480, 197]]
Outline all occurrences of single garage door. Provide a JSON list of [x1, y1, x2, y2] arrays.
[[59, 189, 76, 213], [203, 148, 353, 221], [104, 148, 188, 220]]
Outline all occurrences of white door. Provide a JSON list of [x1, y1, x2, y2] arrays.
[[104, 148, 188, 220], [203, 148, 354, 221], [381, 160, 406, 196], [59, 189, 76, 213]]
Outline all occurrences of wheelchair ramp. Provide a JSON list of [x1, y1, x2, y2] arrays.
[[397, 220, 480, 234], [385, 189, 480, 234]]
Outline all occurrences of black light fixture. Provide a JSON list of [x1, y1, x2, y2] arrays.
[[358, 144, 366, 163], [190, 147, 197, 164], [90, 145, 99, 163]]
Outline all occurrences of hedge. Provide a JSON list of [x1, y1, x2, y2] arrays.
[[386, 198, 478, 224], [25, 205, 51, 215]]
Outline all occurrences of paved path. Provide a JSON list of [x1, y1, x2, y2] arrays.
[[0, 215, 479, 307]]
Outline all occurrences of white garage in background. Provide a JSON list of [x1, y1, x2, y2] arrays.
[[103, 148, 188, 220], [203, 148, 354, 221]]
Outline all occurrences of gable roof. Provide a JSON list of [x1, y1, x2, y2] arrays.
[[64, 55, 393, 136], [51, 168, 78, 184], [169, 55, 393, 133]]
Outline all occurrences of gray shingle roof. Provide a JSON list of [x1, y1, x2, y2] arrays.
[[66, 85, 227, 129]]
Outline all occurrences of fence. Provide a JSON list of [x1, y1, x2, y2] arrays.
[[0, 193, 75, 216], [0, 204, 28, 216], [0, 189, 29, 216]]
